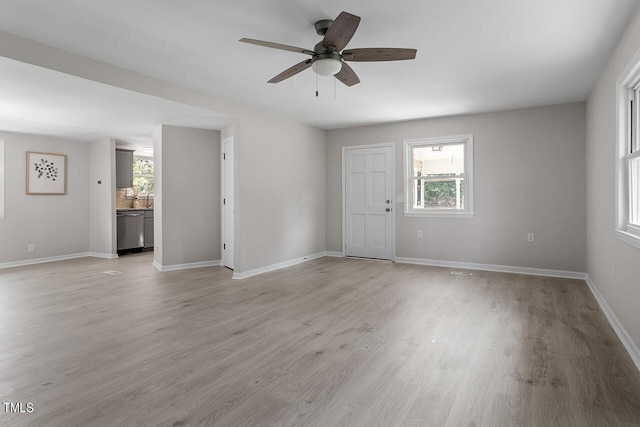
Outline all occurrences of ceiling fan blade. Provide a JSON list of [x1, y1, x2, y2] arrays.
[[239, 38, 314, 55], [334, 62, 360, 87], [322, 11, 361, 52], [342, 48, 417, 62], [268, 59, 313, 83]]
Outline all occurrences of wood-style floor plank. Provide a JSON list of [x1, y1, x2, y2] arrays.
[[1, 253, 640, 426]]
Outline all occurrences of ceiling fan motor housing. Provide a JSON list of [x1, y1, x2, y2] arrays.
[[314, 19, 334, 36]]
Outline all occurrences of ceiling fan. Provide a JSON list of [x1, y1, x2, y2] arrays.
[[239, 11, 417, 87]]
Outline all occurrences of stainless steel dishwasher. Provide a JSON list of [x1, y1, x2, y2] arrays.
[[117, 211, 145, 251]]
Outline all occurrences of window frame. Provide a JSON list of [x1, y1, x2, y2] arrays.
[[403, 134, 474, 218], [615, 48, 640, 249]]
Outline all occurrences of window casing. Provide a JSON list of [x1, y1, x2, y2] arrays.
[[616, 50, 640, 249], [403, 135, 474, 218]]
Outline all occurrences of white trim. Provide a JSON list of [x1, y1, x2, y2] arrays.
[[325, 251, 344, 258], [584, 275, 640, 372], [341, 147, 346, 257], [221, 136, 234, 269], [395, 257, 586, 279], [232, 251, 326, 280], [615, 229, 640, 250], [341, 143, 396, 261], [88, 252, 119, 259], [403, 212, 476, 219], [403, 134, 474, 217], [615, 47, 640, 250], [0, 140, 4, 220], [221, 137, 226, 265], [153, 259, 221, 272], [0, 252, 91, 269]]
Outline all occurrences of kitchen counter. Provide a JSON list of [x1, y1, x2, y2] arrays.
[[117, 207, 154, 211]]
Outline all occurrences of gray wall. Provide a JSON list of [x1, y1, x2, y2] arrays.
[[327, 103, 586, 272], [0, 130, 90, 263], [235, 110, 326, 273], [154, 125, 221, 267], [586, 5, 640, 350], [89, 137, 116, 257]]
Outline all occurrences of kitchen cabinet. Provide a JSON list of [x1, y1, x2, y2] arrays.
[[144, 210, 154, 249], [116, 148, 134, 188]]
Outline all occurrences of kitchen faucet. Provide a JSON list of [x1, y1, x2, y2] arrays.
[[146, 192, 154, 208]]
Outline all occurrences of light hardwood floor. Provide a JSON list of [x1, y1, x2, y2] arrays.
[[1, 253, 640, 426]]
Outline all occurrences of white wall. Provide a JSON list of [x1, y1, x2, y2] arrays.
[[154, 125, 221, 268], [0, 29, 329, 276], [235, 110, 326, 273], [0, 130, 90, 264], [153, 125, 164, 266], [586, 4, 640, 352], [327, 103, 586, 272], [89, 137, 116, 257]]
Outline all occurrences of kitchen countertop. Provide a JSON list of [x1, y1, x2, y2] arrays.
[[117, 207, 154, 211]]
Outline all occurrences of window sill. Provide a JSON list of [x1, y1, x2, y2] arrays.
[[404, 211, 475, 219], [615, 229, 640, 251]]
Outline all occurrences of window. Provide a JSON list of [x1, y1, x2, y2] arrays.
[[616, 49, 640, 249], [132, 156, 154, 196], [0, 140, 4, 220], [404, 134, 474, 217]]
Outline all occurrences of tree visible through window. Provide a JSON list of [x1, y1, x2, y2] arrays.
[[404, 135, 474, 217], [133, 157, 154, 195]]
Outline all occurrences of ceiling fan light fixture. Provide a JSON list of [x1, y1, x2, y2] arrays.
[[312, 57, 343, 76]]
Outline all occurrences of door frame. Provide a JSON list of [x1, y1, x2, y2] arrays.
[[221, 136, 234, 269], [341, 143, 396, 260]]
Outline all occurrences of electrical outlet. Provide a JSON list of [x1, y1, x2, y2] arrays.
[[27, 244, 35, 253], [417, 230, 423, 239], [527, 233, 535, 242]]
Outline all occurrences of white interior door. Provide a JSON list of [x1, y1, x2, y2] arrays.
[[222, 138, 234, 269], [344, 145, 394, 260]]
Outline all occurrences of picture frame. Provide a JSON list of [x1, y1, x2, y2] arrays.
[[26, 151, 67, 195]]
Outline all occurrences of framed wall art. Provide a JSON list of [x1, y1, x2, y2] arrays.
[[26, 151, 67, 195]]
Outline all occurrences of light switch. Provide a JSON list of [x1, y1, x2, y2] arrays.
[[396, 195, 404, 203]]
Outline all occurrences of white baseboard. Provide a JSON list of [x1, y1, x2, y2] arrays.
[[394, 257, 586, 280], [232, 251, 327, 280], [325, 251, 344, 258], [0, 252, 91, 269], [584, 275, 640, 372], [153, 259, 221, 272], [88, 252, 118, 259]]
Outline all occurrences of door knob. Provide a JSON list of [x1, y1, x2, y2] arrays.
[[386, 208, 392, 212], [386, 200, 391, 204]]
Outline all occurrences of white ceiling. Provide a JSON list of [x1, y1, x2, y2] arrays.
[[0, 56, 232, 147], [0, 0, 637, 143]]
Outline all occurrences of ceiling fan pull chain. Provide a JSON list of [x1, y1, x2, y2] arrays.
[[316, 72, 319, 97]]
